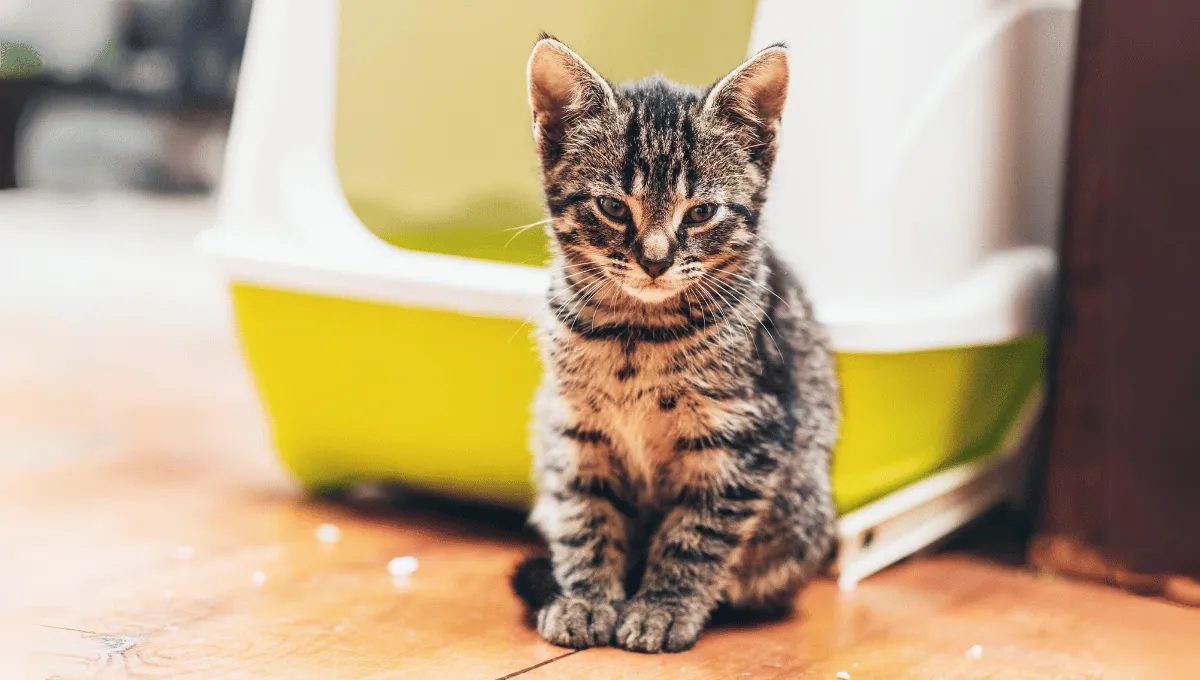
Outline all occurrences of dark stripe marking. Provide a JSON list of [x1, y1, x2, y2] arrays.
[[621, 102, 641, 194], [551, 306, 705, 344], [562, 425, 611, 446], [662, 542, 724, 564], [555, 532, 593, 548], [568, 477, 637, 518], [548, 190, 591, 216], [694, 525, 741, 547], [675, 420, 785, 452]]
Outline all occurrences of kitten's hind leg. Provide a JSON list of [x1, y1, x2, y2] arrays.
[[722, 553, 807, 616], [722, 489, 836, 617]]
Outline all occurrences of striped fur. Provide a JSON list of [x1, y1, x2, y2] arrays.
[[519, 37, 839, 653]]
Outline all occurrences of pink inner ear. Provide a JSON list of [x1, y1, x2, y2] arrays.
[[710, 48, 789, 126], [741, 52, 788, 123], [528, 40, 613, 140], [528, 45, 579, 122]]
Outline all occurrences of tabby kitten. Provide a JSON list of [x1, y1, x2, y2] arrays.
[[511, 36, 840, 654]]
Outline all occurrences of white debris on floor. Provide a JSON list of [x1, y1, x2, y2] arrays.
[[836, 672, 851, 680], [388, 556, 419, 577], [966, 644, 984, 660], [93, 634, 139, 661], [315, 523, 342, 544], [388, 556, 419, 588], [251, 570, 266, 586]]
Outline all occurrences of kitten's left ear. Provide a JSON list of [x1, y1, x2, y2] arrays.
[[527, 36, 616, 144], [704, 44, 789, 136]]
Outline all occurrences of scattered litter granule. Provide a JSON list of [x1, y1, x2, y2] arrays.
[[836, 672, 851, 680], [315, 523, 342, 544], [252, 570, 267, 586], [966, 645, 983, 660], [388, 556, 419, 577], [94, 634, 139, 660], [174, 546, 194, 560]]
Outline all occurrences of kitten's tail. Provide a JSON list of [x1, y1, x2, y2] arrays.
[[511, 555, 560, 611]]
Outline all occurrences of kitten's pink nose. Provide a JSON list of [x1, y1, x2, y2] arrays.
[[637, 253, 674, 279]]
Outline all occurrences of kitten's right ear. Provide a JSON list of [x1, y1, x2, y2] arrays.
[[527, 36, 615, 144], [703, 44, 789, 139]]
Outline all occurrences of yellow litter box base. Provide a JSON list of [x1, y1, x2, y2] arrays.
[[231, 284, 1044, 513]]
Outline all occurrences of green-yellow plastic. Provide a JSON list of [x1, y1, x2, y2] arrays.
[[230, 284, 1043, 512], [335, 0, 759, 265]]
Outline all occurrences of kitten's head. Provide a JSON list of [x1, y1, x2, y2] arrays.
[[527, 37, 788, 304]]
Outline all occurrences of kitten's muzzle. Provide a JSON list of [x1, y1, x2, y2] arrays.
[[636, 252, 675, 279], [634, 234, 677, 279]]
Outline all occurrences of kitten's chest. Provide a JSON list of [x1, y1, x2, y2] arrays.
[[563, 338, 677, 411], [559, 339, 711, 487]]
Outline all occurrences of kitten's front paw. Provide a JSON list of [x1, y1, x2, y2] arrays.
[[536, 596, 618, 649], [614, 599, 705, 653]]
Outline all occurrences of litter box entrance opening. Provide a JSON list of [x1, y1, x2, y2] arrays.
[[332, 0, 757, 266]]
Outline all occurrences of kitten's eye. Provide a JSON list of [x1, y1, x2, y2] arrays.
[[596, 197, 630, 221], [683, 203, 717, 225]]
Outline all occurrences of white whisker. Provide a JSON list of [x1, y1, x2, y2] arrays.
[[501, 218, 553, 250], [706, 274, 783, 360]]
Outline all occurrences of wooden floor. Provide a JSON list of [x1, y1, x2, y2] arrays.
[[2, 195, 1199, 679]]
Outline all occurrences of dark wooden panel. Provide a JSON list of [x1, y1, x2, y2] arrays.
[[1039, 0, 1200, 580]]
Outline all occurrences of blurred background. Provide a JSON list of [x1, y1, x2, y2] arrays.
[[0, 0, 249, 193], [0, 0, 256, 481]]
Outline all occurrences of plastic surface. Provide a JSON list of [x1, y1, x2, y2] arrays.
[[232, 284, 541, 507], [750, 0, 1078, 313], [231, 283, 1043, 512]]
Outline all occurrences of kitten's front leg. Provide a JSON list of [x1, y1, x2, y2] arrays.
[[616, 471, 770, 653], [533, 443, 634, 649]]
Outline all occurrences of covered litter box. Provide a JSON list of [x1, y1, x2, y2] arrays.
[[200, 0, 1079, 587]]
